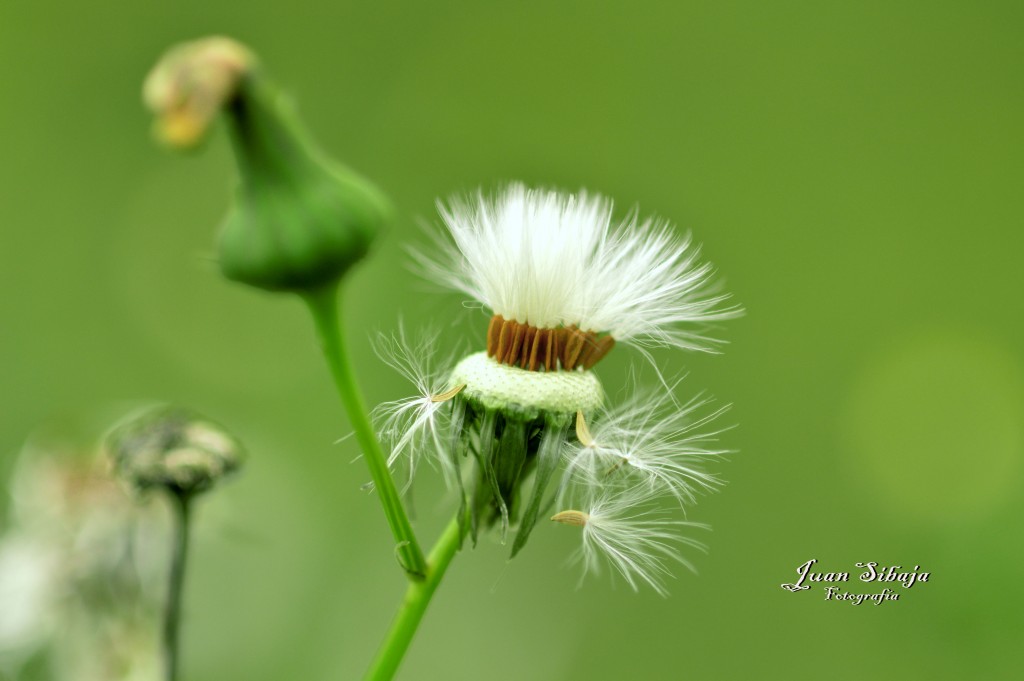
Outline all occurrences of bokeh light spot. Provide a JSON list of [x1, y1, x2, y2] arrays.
[[842, 331, 1023, 523]]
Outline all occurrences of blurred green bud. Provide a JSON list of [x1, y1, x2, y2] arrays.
[[143, 36, 254, 150], [105, 405, 244, 496], [144, 36, 391, 292]]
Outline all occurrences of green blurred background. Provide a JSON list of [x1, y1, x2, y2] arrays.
[[2, 1, 1022, 679]]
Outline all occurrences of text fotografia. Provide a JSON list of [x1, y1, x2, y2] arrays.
[[780, 559, 930, 605]]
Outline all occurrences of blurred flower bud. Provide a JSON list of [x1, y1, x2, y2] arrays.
[[0, 436, 166, 680], [143, 36, 254, 150], [105, 405, 244, 496], [144, 36, 391, 292]]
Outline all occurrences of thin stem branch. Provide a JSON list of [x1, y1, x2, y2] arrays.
[[302, 283, 428, 578], [163, 490, 192, 681], [364, 515, 465, 681]]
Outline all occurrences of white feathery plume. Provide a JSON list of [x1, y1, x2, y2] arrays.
[[415, 183, 741, 352], [372, 327, 461, 488], [564, 387, 731, 505], [554, 487, 709, 597], [578, 215, 736, 351]]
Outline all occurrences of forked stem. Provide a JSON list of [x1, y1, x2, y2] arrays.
[[303, 283, 428, 578], [365, 515, 465, 681]]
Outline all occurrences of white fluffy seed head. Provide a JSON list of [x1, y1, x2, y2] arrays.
[[416, 184, 741, 351]]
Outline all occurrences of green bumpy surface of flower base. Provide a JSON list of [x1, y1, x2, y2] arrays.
[[451, 351, 603, 419]]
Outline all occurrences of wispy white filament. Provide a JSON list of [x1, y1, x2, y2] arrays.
[[417, 184, 740, 351], [571, 488, 708, 597], [372, 327, 458, 488], [563, 387, 731, 505]]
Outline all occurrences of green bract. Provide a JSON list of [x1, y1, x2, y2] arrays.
[[446, 352, 604, 556]]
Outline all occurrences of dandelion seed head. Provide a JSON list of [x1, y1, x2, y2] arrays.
[[372, 184, 738, 586], [416, 184, 741, 357]]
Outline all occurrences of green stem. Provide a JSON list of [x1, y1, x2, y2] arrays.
[[163, 491, 192, 681], [303, 283, 428, 578], [365, 516, 465, 681]]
